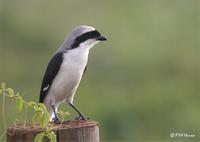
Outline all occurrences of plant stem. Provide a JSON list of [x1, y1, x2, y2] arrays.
[[23, 106, 28, 129], [1, 89, 7, 138]]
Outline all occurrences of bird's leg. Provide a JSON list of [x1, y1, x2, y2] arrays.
[[68, 103, 87, 120], [51, 105, 60, 124]]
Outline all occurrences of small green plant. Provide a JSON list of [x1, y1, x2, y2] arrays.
[[0, 83, 70, 142]]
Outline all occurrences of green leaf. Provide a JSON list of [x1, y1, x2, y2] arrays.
[[32, 111, 41, 124], [16, 96, 23, 112], [41, 111, 50, 128], [34, 132, 45, 142], [35, 107, 43, 113], [38, 103, 48, 111], [49, 131, 57, 142], [27, 101, 37, 107], [7, 88, 14, 97]]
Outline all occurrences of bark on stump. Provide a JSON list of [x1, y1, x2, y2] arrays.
[[7, 120, 99, 142]]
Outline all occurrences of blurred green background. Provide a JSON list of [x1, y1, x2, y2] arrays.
[[1, 0, 200, 141]]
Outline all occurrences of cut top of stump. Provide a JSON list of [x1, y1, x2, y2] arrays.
[[7, 120, 99, 132], [7, 120, 100, 142]]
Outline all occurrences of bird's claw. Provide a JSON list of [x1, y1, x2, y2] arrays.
[[52, 117, 60, 124], [75, 115, 88, 120]]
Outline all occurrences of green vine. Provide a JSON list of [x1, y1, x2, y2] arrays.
[[0, 83, 70, 142]]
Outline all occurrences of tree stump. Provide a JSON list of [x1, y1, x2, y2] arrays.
[[7, 120, 99, 142]]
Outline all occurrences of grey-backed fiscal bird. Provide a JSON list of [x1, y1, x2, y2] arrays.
[[39, 25, 107, 123]]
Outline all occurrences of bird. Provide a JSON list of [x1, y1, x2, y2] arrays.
[[39, 25, 107, 123]]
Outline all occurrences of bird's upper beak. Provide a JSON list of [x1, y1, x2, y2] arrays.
[[96, 36, 107, 41]]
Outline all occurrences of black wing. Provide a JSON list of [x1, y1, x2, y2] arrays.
[[39, 52, 64, 103]]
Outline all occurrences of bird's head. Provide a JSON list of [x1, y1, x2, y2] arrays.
[[58, 25, 107, 51]]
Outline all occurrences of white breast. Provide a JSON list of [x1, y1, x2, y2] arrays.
[[44, 48, 89, 108]]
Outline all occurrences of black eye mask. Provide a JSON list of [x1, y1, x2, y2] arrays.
[[71, 30, 100, 49]]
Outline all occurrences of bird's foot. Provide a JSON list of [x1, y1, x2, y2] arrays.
[[75, 115, 89, 120], [52, 117, 60, 124]]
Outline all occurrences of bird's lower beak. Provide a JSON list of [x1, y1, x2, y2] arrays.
[[97, 36, 107, 41]]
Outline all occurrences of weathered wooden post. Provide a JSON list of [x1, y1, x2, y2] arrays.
[[7, 120, 99, 142]]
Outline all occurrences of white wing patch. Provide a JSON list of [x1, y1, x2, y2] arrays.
[[42, 84, 49, 92]]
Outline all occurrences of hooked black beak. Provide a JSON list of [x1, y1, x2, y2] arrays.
[[96, 36, 107, 41]]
